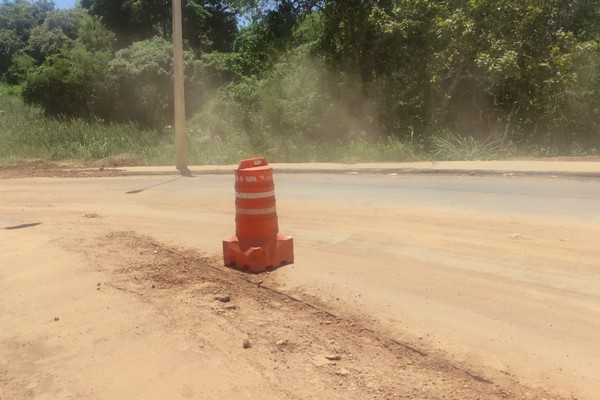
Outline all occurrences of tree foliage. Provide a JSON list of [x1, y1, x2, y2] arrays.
[[5, 0, 600, 154], [27, 9, 86, 62], [0, 0, 53, 74], [20, 10, 116, 118], [22, 45, 112, 118], [107, 36, 203, 128], [80, 0, 238, 52]]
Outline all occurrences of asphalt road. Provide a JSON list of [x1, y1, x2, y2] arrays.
[[2, 172, 600, 398], [277, 173, 600, 216]]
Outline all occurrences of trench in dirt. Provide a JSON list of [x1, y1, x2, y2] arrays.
[[79, 231, 564, 400]]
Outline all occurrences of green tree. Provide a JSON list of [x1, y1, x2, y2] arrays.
[[81, 0, 238, 52], [0, 0, 52, 40], [432, 0, 600, 146], [22, 45, 113, 118], [107, 36, 202, 128], [27, 9, 86, 63], [184, 0, 237, 52], [201, 0, 600, 150], [0, 28, 22, 74], [21, 12, 115, 117], [0, 0, 53, 74], [76, 13, 116, 52], [5, 53, 35, 83]]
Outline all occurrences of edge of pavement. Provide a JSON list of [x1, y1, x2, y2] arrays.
[[119, 160, 600, 178]]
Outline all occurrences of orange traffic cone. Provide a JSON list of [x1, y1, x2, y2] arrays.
[[223, 158, 294, 273]]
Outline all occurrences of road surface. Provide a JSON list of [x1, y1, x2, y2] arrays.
[[2, 171, 599, 399]]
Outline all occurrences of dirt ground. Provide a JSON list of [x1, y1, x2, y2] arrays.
[[2, 162, 597, 399], [1, 225, 565, 400], [0, 160, 131, 179]]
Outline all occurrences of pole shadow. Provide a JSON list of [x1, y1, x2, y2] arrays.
[[2, 222, 42, 230], [126, 177, 184, 195]]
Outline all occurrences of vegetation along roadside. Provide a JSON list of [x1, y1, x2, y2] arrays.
[[1, 0, 599, 165]]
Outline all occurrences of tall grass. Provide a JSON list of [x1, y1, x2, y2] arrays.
[[430, 131, 505, 161], [0, 85, 167, 164], [1, 84, 426, 165], [144, 131, 424, 165]]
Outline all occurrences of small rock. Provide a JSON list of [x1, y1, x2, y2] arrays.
[[53, 317, 60, 322], [336, 368, 350, 376], [215, 294, 231, 303], [509, 233, 521, 239], [325, 354, 341, 361], [243, 339, 252, 349], [97, 282, 101, 286], [224, 304, 237, 310], [276, 340, 288, 346], [151, 284, 156, 289]]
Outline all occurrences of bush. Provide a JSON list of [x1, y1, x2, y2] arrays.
[[0, 28, 22, 75], [197, 49, 383, 149], [5, 54, 35, 84], [20, 12, 116, 119], [27, 9, 85, 63], [108, 36, 202, 129], [22, 46, 112, 118], [431, 131, 503, 161]]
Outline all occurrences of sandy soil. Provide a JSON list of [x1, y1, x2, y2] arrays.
[[1, 225, 563, 400], [2, 166, 598, 399]]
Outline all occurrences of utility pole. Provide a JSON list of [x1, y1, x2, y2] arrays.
[[172, 0, 190, 176]]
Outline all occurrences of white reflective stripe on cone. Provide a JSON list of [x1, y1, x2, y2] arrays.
[[236, 206, 277, 215], [235, 190, 275, 199]]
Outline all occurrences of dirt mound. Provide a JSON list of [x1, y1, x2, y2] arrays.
[[92, 231, 567, 400], [0, 159, 64, 170], [0, 159, 124, 179]]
